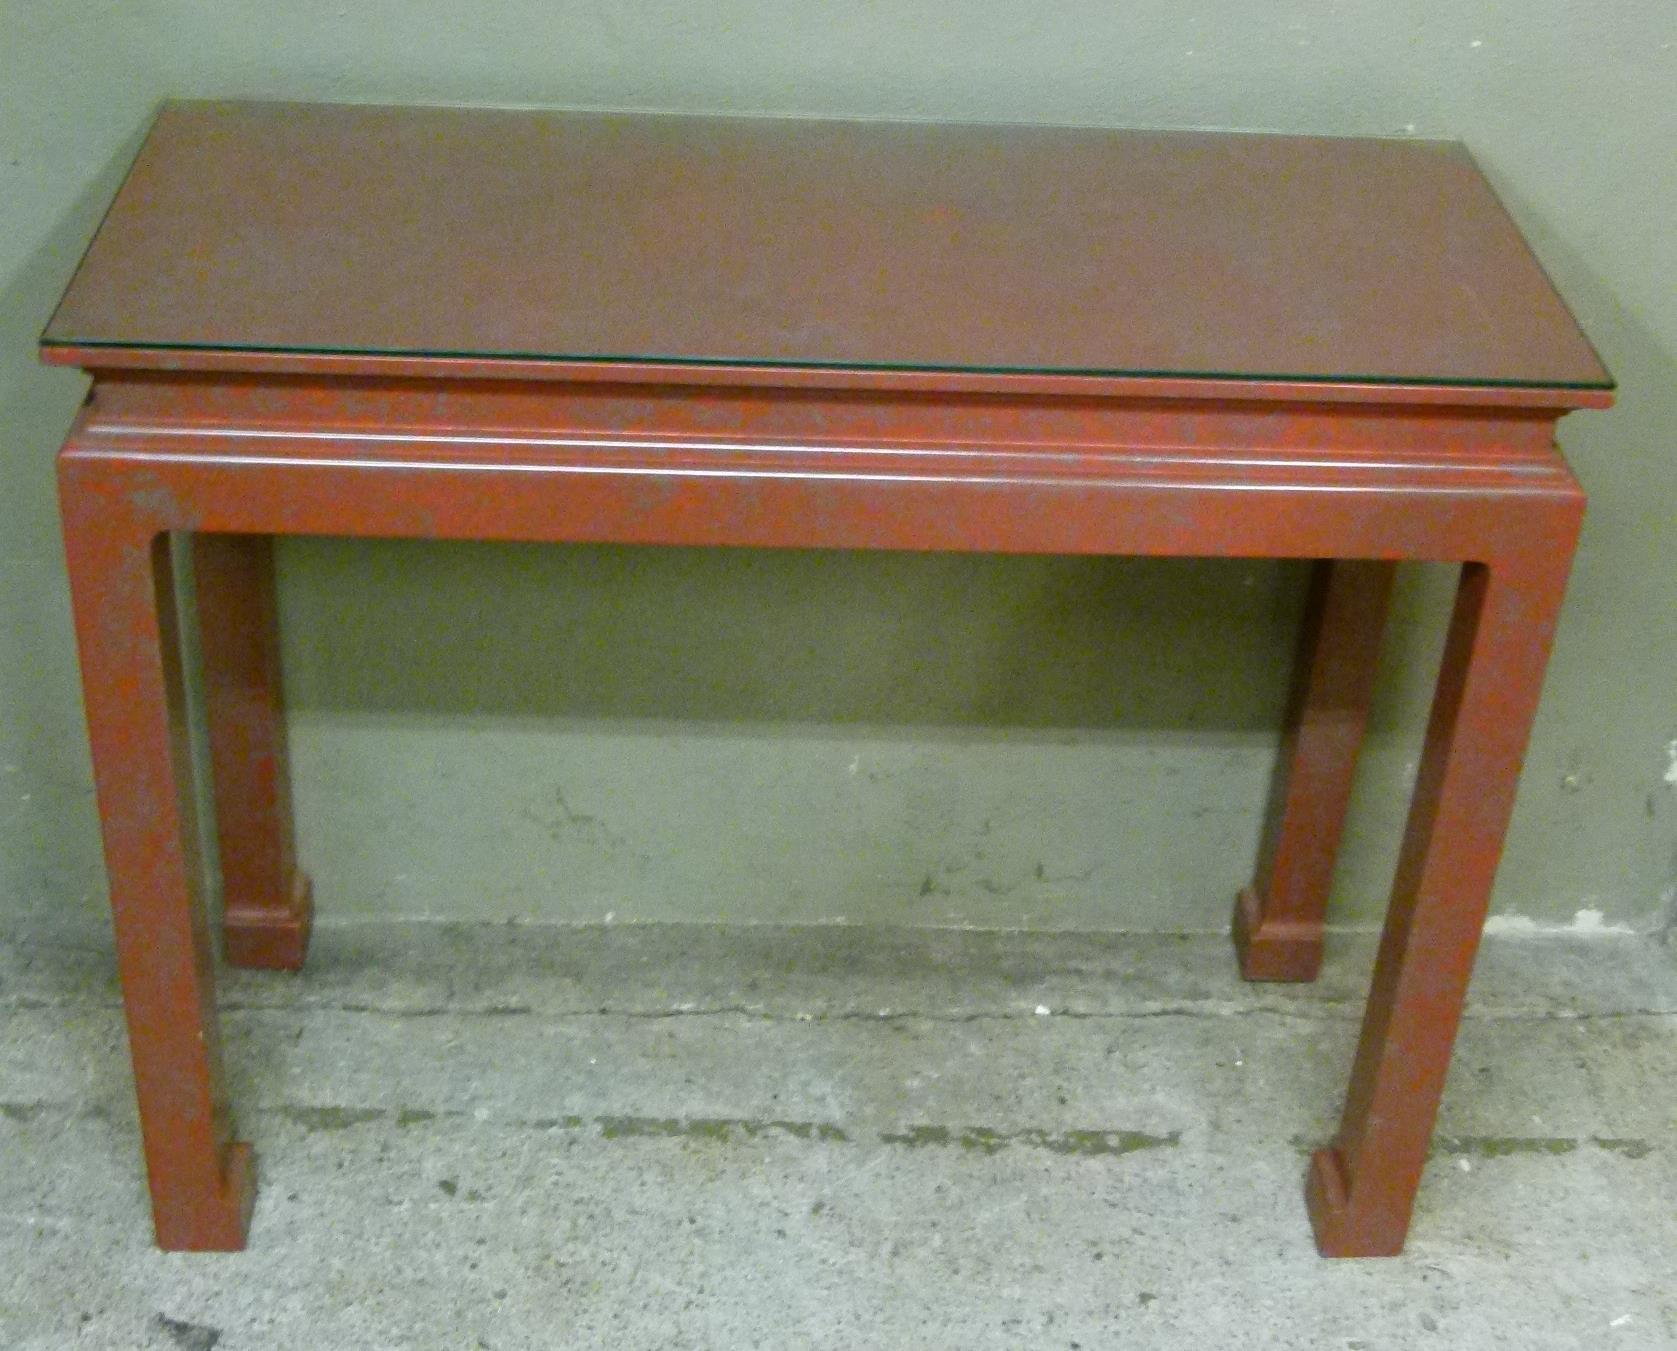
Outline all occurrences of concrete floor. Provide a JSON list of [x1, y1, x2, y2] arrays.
[[0, 923, 1673, 1350]]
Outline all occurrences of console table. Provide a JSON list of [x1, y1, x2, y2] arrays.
[[42, 101, 1612, 1256]]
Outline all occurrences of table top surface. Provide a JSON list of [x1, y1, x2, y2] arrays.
[[43, 100, 1610, 394]]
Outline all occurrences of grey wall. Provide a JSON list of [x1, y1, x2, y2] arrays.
[[3, 2, 1673, 936]]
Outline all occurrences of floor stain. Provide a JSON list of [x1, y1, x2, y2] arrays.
[[1434, 1135, 1579, 1159], [22, 1094, 1658, 1167], [280, 1106, 385, 1133], [151, 1313, 221, 1350], [1291, 1132, 1655, 1160], [880, 1124, 1179, 1157], [319, 1104, 1172, 1157], [595, 1115, 850, 1144], [1591, 1136, 1653, 1159]]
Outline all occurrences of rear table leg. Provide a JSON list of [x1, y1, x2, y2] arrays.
[[1234, 559, 1394, 982], [194, 534, 313, 970]]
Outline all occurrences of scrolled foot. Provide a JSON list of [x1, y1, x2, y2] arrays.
[[1231, 886, 1325, 983], [152, 1141, 257, 1252], [223, 871, 314, 971], [1305, 1147, 1407, 1258]]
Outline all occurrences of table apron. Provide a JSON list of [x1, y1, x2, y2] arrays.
[[59, 434, 1581, 565]]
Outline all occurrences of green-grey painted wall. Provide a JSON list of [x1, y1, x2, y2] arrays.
[[3, 3, 1673, 935]]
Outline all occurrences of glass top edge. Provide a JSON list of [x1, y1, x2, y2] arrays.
[[161, 97, 1474, 150], [37, 337, 1617, 393]]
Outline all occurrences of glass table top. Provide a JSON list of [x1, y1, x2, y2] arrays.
[[43, 101, 1611, 391]]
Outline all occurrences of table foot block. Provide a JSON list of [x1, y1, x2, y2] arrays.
[[223, 871, 314, 971], [153, 1141, 257, 1252], [1305, 1147, 1407, 1258], [1231, 886, 1324, 983]]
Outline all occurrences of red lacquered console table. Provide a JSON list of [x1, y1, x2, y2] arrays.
[[42, 101, 1612, 1256]]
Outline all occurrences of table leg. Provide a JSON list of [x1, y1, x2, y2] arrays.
[[61, 516, 255, 1250], [193, 535, 313, 970], [1308, 549, 1575, 1256], [1234, 559, 1394, 982]]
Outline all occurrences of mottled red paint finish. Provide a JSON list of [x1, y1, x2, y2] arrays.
[[45, 105, 1608, 1258]]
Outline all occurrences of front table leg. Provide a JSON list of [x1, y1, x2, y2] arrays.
[[194, 534, 313, 970], [1235, 559, 1395, 981], [62, 517, 255, 1250], [1310, 551, 1575, 1256]]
